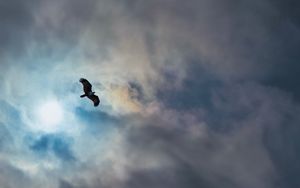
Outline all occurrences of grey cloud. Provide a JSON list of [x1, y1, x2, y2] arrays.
[[56, 83, 298, 188], [121, 0, 300, 85], [157, 62, 221, 110], [263, 108, 300, 188], [0, 0, 37, 58], [2, 0, 299, 98], [59, 180, 75, 188], [0, 161, 36, 188], [112, 83, 298, 188], [121, 122, 273, 188]]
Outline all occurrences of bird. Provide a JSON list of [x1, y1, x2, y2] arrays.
[[79, 78, 100, 106]]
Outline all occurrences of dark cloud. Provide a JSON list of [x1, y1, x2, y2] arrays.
[[104, 82, 297, 188], [269, 0, 300, 25], [59, 180, 74, 188], [263, 109, 300, 188], [0, 0, 37, 58], [63, 98, 284, 188], [157, 62, 221, 110], [123, 167, 212, 188], [121, 122, 272, 188]]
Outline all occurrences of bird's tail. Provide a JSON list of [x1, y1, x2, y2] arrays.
[[80, 94, 87, 98]]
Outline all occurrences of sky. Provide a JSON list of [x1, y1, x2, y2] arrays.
[[0, 0, 300, 188]]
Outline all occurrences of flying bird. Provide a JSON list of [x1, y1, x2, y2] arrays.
[[79, 78, 100, 107]]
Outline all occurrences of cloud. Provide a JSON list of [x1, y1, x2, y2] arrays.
[[0, 161, 36, 188], [0, 0, 300, 188], [29, 134, 76, 162], [53, 82, 300, 188]]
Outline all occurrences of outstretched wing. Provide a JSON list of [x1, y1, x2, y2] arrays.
[[88, 94, 100, 106], [79, 78, 92, 94]]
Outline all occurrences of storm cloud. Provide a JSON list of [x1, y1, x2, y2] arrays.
[[0, 0, 300, 188]]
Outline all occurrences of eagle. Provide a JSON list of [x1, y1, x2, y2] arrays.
[[79, 78, 100, 106]]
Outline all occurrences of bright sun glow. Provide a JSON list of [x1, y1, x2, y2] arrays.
[[36, 100, 64, 132]]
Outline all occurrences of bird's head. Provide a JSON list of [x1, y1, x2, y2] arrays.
[[79, 78, 85, 83]]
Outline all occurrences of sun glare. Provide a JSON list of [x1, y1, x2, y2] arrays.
[[36, 100, 64, 132]]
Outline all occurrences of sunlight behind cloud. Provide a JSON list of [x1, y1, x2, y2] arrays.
[[35, 100, 64, 132]]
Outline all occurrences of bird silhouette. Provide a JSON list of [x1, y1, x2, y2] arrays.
[[79, 78, 100, 107]]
